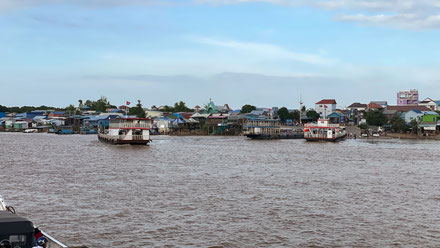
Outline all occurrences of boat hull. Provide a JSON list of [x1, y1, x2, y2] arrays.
[[246, 133, 304, 139], [305, 134, 347, 142], [98, 134, 150, 145]]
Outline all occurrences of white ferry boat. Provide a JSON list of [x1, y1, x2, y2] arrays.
[[98, 118, 152, 145], [304, 119, 346, 142], [0, 194, 67, 248]]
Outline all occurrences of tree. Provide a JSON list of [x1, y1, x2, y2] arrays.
[[358, 123, 369, 130], [0, 105, 8, 112], [241, 104, 256, 114], [278, 107, 290, 122], [128, 100, 146, 118], [301, 105, 306, 113], [365, 110, 386, 126], [409, 119, 419, 134], [173, 101, 191, 112], [390, 116, 408, 133], [65, 104, 76, 115], [306, 109, 320, 121], [290, 110, 300, 122]]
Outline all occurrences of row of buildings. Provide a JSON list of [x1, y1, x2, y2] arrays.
[[1, 89, 439, 136]]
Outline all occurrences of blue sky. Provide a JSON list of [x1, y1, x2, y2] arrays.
[[1, 0, 440, 109]]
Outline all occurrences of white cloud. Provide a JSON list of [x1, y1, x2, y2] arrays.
[[191, 37, 337, 66], [3, 0, 440, 29], [0, 0, 180, 12]]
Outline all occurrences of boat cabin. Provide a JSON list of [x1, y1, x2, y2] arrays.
[[0, 211, 34, 248]]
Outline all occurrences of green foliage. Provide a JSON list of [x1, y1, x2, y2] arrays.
[[128, 100, 146, 118], [159, 102, 191, 113], [358, 123, 369, 130], [2, 105, 56, 113], [278, 107, 290, 122], [306, 109, 320, 121], [173, 101, 191, 112], [241, 104, 256, 114], [0, 105, 9, 112], [365, 110, 386, 126], [278, 107, 300, 123], [290, 110, 300, 122], [390, 116, 409, 133], [409, 119, 418, 134], [65, 104, 76, 115], [83, 96, 111, 112]]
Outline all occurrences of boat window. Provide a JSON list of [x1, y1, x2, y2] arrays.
[[9, 234, 27, 247]]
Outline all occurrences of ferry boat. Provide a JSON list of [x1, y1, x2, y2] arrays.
[[244, 119, 304, 139], [98, 118, 152, 145], [0, 195, 67, 248], [304, 119, 346, 142]]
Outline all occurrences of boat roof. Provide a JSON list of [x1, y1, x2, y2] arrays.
[[0, 211, 34, 234]]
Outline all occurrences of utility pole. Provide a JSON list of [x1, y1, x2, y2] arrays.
[[299, 94, 303, 125]]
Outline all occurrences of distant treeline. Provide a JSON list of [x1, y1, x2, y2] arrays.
[[0, 105, 59, 113], [0, 97, 192, 118]]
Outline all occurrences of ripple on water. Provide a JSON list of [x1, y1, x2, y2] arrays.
[[1, 133, 440, 247]]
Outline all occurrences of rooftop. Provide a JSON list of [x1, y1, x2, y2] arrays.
[[316, 99, 337, 105]]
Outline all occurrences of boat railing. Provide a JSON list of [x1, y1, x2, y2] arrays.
[[109, 123, 151, 129], [41, 230, 68, 248], [304, 133, 333, 139], [99, 133, 148, 140], [1, 195, 68, 248]]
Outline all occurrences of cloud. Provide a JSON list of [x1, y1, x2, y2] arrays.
[[3, 0, 440, 29], [317, 0, 440, 29], [0, 0, 180, 12], [191, 37, 337, 66], [196, 0, 440, 29]]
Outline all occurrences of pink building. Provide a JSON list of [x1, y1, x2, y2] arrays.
[[397, 89, 418, 106]]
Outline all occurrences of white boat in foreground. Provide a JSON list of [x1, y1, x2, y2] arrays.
[[304, 119, 347, 142], [0, 195, 68, 248]]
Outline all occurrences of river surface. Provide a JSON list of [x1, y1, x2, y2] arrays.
[[1, 133, 440, 247]]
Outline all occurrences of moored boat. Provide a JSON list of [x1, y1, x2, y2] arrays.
[[98, 118, 152, 145], [304, 119, 346, 141], [244, 119, 304, 139]]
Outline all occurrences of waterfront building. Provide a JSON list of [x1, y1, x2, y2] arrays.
[[386, 105, 430, 112], [420, 112, 440, 134], [371, 101, 388, 108], [203, 100, 232, 114], [328, 112, 347, 124], [347, 103, 367, 112], [347, 102, 367, 124], [397, 89, 419, 106], [419, 98, 440, 111], [48, 111, 65, 118], [367, 102, 385, 111], [145, 110, 163, 118], [404, 110, 424, 124], [315, 99, 337, 118]]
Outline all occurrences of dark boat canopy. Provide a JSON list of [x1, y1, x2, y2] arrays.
[[0, 211, 34, 234]]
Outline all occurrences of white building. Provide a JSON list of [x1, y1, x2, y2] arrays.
[[404, 110, 424, 124], [315, 99, 337, 118], [419, 98, 440, 111]]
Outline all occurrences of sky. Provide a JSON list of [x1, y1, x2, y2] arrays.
[[1, 0, 440, 110]]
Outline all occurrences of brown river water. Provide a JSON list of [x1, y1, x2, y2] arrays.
[[1, 133, 440, 247]]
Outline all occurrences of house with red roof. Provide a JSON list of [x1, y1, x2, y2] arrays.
[[367, 102, 384, 111], [315, 99, 337, 118]]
